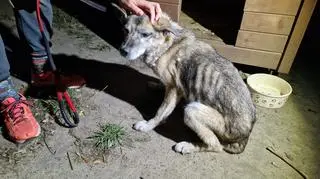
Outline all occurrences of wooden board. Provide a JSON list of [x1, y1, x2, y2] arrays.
[[236, 30, 288, 52], [240, 12, 295, 35], [201, 38, 226, 46], [211, 44, 281, 69], [244, 0, 301, 15], [151, 2, 181, 21], [278, 0, 318, 73]]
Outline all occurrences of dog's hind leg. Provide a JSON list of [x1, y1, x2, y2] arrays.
[[133, 87, 181, 132], [174, 102, 226, 154]]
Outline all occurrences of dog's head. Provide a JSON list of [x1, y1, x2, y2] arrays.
[[120, 13, 182, 60]]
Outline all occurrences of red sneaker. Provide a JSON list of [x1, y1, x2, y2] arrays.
[[31, 71, 86, 89], [1, 94, 41, 143]]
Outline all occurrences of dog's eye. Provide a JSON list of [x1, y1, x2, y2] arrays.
[[141, 32, 152, 38]]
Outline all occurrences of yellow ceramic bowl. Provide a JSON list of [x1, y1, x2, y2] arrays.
[[247, 73, 292, 108]]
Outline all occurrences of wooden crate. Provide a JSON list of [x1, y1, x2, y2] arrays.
[[162, 0, 317, 74]]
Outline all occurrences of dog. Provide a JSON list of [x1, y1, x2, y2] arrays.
[[119, 13, 256, 154]]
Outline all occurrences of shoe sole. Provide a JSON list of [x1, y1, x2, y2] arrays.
[[31, 83, 85, 89], [15, 123, 41, 144], [66, 84, 86, 89]]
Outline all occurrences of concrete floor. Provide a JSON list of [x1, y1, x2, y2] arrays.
[[0, 1, 319, 178]]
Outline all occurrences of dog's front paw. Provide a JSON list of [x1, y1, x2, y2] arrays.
[[133, 120, 153, 132], [174, 141, 196, 154]]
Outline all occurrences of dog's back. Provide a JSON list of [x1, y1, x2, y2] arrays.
[[175, 40, 256, 153]]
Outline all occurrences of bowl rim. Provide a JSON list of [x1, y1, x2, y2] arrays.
[[247, 73, 293, 98]]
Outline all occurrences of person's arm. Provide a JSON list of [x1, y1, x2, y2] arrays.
[[118, 0, 162, 23]]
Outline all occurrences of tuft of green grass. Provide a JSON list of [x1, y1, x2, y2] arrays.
[[88, 123, 126, 150], [30, 98, 60, 121], [40, 99, 60, 114]]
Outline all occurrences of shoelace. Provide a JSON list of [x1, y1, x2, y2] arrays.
[[2, 99, 31, 125]]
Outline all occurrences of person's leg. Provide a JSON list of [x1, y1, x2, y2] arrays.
[[0, 35, 10, 82], [11, 0, 53, 73], [0, 35, 19, 101], [0, 34, 40, 143], [10, 0, 85, 88]]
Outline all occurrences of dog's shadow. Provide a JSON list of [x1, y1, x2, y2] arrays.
[[51, 54, 200, 143], [0, 7, 199, 142], [5, 44, 199, 143]]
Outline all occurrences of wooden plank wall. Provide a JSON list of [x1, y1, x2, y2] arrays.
[[237, 0, 300, 70], [156, 0, 316, 73], [211, 0, 303, 71]]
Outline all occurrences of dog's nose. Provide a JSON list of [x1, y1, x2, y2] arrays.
[[120, 48, 128, 57]]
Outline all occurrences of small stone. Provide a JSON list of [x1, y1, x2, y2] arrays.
[[271, 161, 279, 168], [41, 113, 51, 123], [93, 159, 104, 165]]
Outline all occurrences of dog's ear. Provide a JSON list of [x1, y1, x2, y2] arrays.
[[111, 3, 128, 25], [153, 15, 182, 35]]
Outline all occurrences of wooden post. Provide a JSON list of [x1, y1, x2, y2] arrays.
[[278, 0, 318, 73]]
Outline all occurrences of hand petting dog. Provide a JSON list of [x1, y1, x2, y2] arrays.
[[119, 0, 162, 24]]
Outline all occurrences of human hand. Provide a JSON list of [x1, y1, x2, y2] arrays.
[[119, 0, 162, 23]]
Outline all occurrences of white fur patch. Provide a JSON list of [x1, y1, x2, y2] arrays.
[[127, 47, 146, 60], [174, 141, 196, 154], [133, 120, 153, 132], [186, 102, 203, 109]]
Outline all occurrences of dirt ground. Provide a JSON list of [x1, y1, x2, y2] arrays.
[[0, 1, 319, 179]]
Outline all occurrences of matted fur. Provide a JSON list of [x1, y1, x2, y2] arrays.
[[120, 13, 256, 154]]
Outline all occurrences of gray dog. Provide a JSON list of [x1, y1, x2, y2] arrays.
[[120, 13, 256, 154]]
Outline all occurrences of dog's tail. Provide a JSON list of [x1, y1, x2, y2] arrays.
[[223, 137, 249, 154]]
